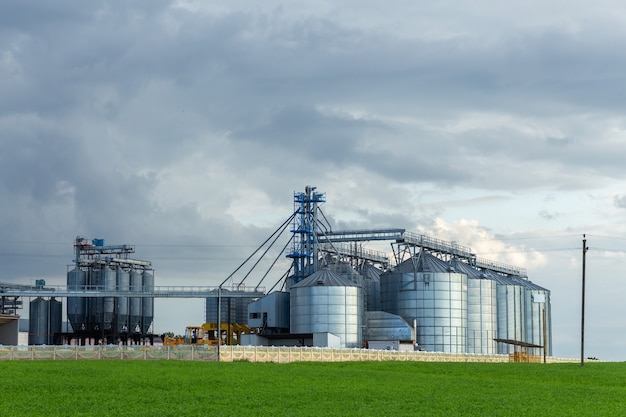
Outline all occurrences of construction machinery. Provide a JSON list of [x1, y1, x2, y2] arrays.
[[162, 322, 253, 346]]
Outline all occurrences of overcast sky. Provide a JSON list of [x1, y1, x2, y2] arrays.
[[2, 1, 626, 360]]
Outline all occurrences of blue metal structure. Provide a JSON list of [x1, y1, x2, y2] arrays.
[[286, 186, 326, 285]]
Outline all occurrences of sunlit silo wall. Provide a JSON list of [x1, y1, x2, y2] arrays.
[[450, 259, 497, 355], [522, 279, 552, 356], [491, 272, 525, 354], [329, 261, 367, 336], [290, 268, 363, 348], [29, 297, 62, 345], [381, 252, 467, 353]]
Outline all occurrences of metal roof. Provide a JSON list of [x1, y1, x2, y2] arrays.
[[396, 251, 453, 274], [291, 268, 358, 288]]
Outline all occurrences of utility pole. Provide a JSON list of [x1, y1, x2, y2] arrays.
[[581, 234, 588, 367]]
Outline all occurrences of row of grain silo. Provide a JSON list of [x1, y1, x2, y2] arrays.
[[67, 265, 154, 337], [281, 250, 551, 355]]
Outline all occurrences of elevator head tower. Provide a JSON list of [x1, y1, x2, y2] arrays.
[[286, 185, 326, 286]]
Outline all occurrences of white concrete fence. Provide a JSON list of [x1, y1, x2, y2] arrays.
[[0, 345, 577, 363]]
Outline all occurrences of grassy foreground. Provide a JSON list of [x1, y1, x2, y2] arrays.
[[1, 360, 625, 416]]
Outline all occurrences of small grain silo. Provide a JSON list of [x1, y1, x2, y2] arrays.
[[103, 265, 116, 330], [129, 267, 143, 333], [141, 269, 154, 333], [28, 297, 62, 345], [67, 267, 87, 332], [88, 265, 103, 331], [115, 266, 130, 333], [206, 289, 237, 324], [290, 268, 363, 348]]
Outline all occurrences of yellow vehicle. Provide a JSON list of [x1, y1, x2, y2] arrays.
[[163, 322, 253, 346]]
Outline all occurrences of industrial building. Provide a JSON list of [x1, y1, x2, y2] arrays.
[[241, 186, 552, 357], [0, 186, 552, 358]]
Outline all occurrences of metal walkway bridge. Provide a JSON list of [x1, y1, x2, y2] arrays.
[[0, 286, 265, 299], [319, 228, 527, 277]]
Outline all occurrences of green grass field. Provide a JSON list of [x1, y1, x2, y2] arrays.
[[1, 361, 625, 416]]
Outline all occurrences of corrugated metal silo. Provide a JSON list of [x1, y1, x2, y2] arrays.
[[290, 268, 363, 348], [234, 297, 254, 324], [103, 265, 116, 330], [206, 289, 237, 324], [115, 266, 130, 332], [521, 278, 552, 356], [381, 251, 467, 353], [129, 268, 143, 333], [29, 297, 49, 345], [141, 270, 154, 333], [451, 259, 497, 354], [49, 297, 62, 344], [67, 267, 87, 332], [491, 272, 526, 354], [361, 263, 382, 311], [28, 297, 62, 345], [88, 266, 103, 332]]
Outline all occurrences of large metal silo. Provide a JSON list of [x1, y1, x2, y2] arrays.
[[451, 259, 497, 355], [361, 263, 382, 312], [141, 270, 154, 333], [521, 279, 552, 356], [492, 272, 526, 354], [290, 268, 363, 348], [129, 268, 143, 333], [381, 251, 467, 353], [115, 266, 130, 333], [67, 267, 87, 332]]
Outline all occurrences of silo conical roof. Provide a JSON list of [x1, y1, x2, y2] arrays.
[[396, 251, 452, 273], [450, 259, 483, 279], [361, 263, 382, 282], [292, 268, 358, 288]]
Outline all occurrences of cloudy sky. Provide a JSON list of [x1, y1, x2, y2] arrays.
[[2, 0, 626, 360]]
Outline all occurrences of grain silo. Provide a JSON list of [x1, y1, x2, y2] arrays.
[[381, 251, 468, 353], [521, 278, 552, 356], [66, 237, 154, 344], [290, 268, 363, 348], [450, 259, 498, 355], [490, 271, 526, 354], [67, 267, 87, 332], [28, 297, 62, 345], [115, 266, 130, 333], [361, 262, 383, 312]]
